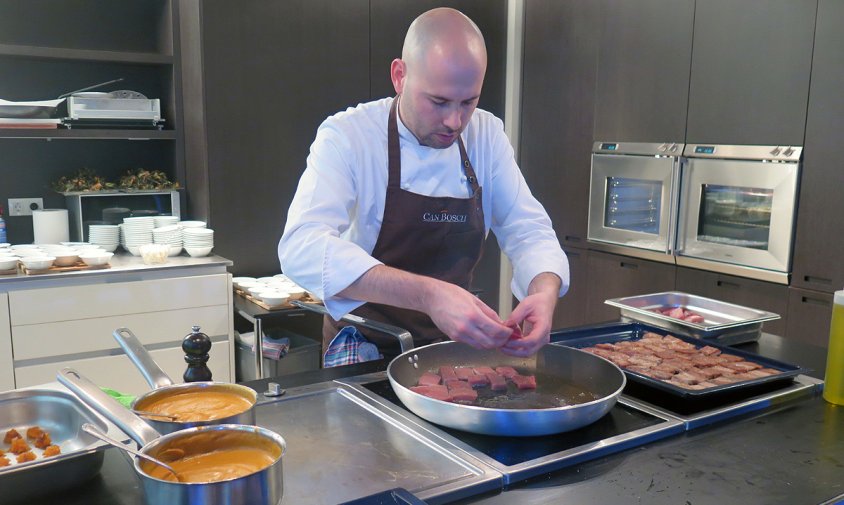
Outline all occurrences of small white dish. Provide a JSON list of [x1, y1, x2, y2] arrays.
[[78, 251, 114, 266], [260, 290, 290, 306], [0, 256, 19, 270], [53, 252, 81, 267], [185, 246, 213, 257], [15, 249, 45, 257], [286, 287, 307, 300], [20, 256, 56, 270], [167, 246, 183, 257], [256, 277, 276, 284], [232, 277, 256, 289], [0, 243, 10, 249], [11, 244, 40, 250], [247, 285, 267, 296], [178, 221, 207, 228]]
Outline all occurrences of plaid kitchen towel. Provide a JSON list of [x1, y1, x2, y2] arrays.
[[323, 326, 382, 368]]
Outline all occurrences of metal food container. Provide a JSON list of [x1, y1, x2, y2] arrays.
[[0, 384, 125, 504], [605, 291, 780, 345]]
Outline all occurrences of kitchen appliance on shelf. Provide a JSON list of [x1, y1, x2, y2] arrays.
[[587, 142, 684, 263], [63, 91, 163, 129], [676, 144, 801, 284]]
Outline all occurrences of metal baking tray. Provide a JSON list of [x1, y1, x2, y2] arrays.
[[553, 323, 805, 400], [0, 384, 125, 504], [605, 291, 780, 345]]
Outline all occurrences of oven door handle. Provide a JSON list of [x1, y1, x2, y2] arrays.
[[668, 155, 684, 255]]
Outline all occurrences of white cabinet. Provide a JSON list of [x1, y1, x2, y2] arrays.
[[0, 294, 13, 391], [7, 272, 234, 394]]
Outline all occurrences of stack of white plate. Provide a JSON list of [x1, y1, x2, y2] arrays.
[[153, 215, 180, 228], [182, 227, 214, 257], [179, 220, 207, 229], [121, 217, 156, 256], [152, 225, 183, 257], [88, 225, 120, 252]]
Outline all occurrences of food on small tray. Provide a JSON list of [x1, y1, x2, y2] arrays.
[[3, 428, 21, 444], [9, 437, 30, 455], [16, 451, 36, 463], [582, 332, 782, 390], [410, 365, 537, 403], [652, 306, 705, 323], [1, 425, 62, 464]]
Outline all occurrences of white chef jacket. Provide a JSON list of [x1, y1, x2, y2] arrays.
[[278, 97, 569, 320]]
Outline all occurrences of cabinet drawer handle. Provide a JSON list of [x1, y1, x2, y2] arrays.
[[802, 296, 831, 307], [620, 262, 638, 270], [716, 280, 740, 288], [803, 275, 833, 286]]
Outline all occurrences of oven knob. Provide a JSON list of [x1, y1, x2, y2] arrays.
[[783, 146, 795, 157], [770, 146, 782, 156], [669, 143, 678, 153], [658, 143, 668, 152]]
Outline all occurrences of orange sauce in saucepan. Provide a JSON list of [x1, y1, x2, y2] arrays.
[[145, 447, 276, 483], [140, 390, 253, 422]]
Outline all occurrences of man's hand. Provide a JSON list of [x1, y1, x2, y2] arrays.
[[500, 272, 561, 357], [425, 281, 513, 349]]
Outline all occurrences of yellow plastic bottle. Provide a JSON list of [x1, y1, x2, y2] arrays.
[[823, 289, 844, 405]]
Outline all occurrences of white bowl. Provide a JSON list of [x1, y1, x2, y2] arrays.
[[78, 251, 114, 266], [286, 287, 307, 300], [125, 245, 142, 256], [20, 256, 56, 270], [0, 256, 19, 270], [95, 243, 119, 252], [0, 243, 9, 248], [185, 246, 213, 257], [53, 252, 81, 267], [256, 276, 277, 284], [247, 285, 267, 296], [232, 277, 256, 289], [11, 244, 39, 250], [259, 290, 290, 306], [167, 246, 183, 257], [15, 249, 45, 257]]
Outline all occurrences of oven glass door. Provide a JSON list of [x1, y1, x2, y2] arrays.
[[588, 153, 680, 253], [677, 158, 799, 272]]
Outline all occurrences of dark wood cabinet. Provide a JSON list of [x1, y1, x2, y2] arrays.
[[520, 0, 601, 248], [685, 0, 817, 145], [786, 288, 833, 348], [592, 0, 695, 144], [552, 247, 589, 330], [585, 251, 676, 324], [0, 0, 180, 244], [791, 0, 844, 294], [185, 0, 371, 275], [675, 267, 788, 336]]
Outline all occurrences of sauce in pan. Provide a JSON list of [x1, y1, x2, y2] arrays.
[[145, 447, 276, 483], [141, 391, 252, 421]]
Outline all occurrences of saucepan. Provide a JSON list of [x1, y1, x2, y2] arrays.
[[112, 328, 257, 434], [387, 341, 626, 436], [57, 368, 286, 505]]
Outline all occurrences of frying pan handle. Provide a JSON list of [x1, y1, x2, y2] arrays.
[[113, 328, 175, 389], [289, 300, 415, 352], [57, 368, 160, 448]]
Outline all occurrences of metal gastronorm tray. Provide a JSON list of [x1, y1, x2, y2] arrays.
[[552, 323, 805, 399], [605, 291, 780, 344]]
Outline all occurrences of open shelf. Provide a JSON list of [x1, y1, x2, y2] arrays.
[[0, 43, 172, 65], [0, 129, 176, 140]]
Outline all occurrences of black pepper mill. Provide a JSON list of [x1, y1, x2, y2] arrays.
[[182, 325, 212, 382]]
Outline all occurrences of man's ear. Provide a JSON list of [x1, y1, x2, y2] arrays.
[[390, 59, 406, 95]]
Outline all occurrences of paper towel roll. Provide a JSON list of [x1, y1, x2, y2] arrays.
[[33, 209, 70, 244]]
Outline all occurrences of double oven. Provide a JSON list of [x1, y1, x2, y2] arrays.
[[588, 142, 802, 284]]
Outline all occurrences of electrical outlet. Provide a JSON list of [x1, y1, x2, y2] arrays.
[[8, 198, 44, 217]]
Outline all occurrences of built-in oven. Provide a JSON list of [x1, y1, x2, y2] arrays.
[[587, 142, 684, 262], [676, 145, 801, 284]]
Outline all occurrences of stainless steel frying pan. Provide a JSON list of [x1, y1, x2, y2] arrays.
[[388, 342, 625, 437]]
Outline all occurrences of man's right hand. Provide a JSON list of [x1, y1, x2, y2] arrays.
[[424, 281, 513, 349]]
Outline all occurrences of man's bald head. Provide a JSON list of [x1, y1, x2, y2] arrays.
[[401, 8, 487, 72], [390, 8, 487, 148]]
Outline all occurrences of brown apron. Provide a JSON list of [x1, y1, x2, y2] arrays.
[[323, 96, 486, 359]]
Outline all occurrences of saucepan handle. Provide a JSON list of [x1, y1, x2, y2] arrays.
[[113, 327, 175, 389], [57, 367, 161, 447], [289, 300, 415, 352]]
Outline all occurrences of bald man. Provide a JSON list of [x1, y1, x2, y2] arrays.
[[279, 8, 568, 359]]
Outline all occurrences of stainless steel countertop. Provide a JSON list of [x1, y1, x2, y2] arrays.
[[0, 253, 232, 287]]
